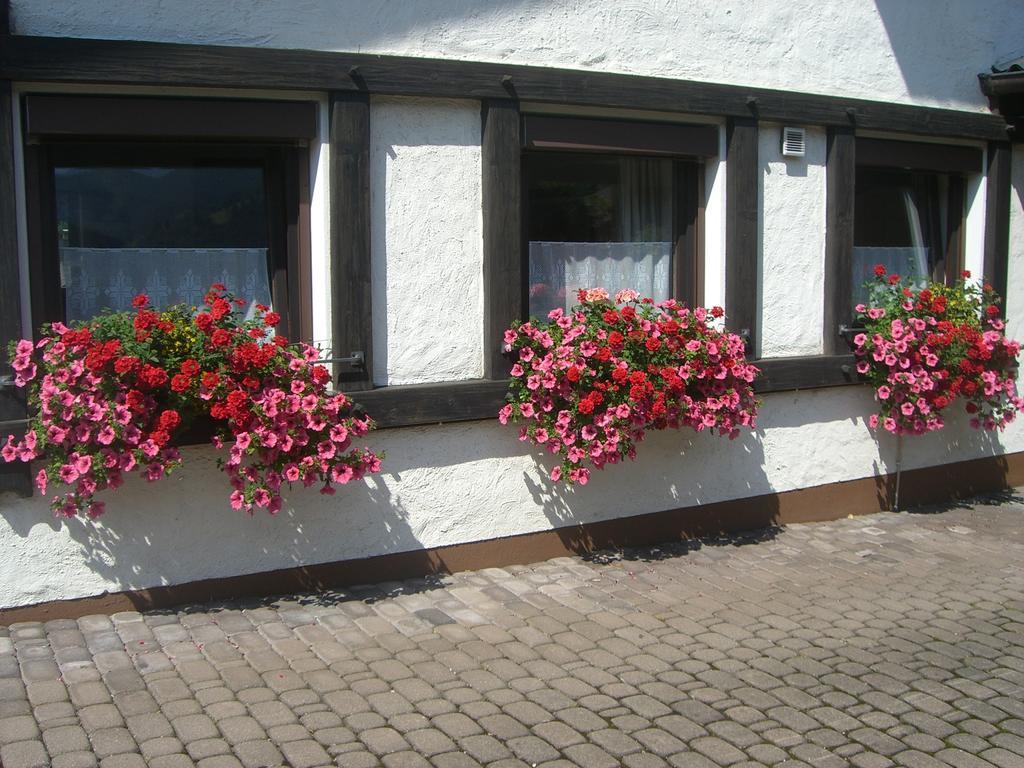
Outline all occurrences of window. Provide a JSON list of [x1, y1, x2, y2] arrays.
[[521, 115, 716, 319], [850, 138, 979, 310], [22, 94, 316, 340], [824, 133, 983, 352]]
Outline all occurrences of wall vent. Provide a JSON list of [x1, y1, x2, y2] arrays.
[[781, 126, 806, 157]]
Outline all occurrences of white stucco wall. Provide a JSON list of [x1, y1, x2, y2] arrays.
[[3, 388, 1022, 610], [2, 2, 1023, 610], [10, 0, 1023, 112], [758, 123, 826, 358], [370, 97, 483, 385]]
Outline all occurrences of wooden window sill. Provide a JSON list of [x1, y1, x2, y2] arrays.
[[345, 355, 859, 430]]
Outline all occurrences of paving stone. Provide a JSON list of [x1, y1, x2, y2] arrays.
[[360, 726, 410, 755], [981, 748, 1024, 768], [279, 738, 331, 767], [89, 726, 138, 758], [0, 714, 40, 743], [0, 739, 51, 768], [169, 712, 219, 743], [51, 750, 100, 768], [26, 679, 68, 705], [690, 735, 746, 765], [218, 715, 266, 745], [507, 733, 560, 763], [112, 690, 159, 718], [232, 739, 284, 767], [404, 727, 457, 756], [139, 734, 184, 759], [194, 756, 245, 768], [43, 724, 91, 755]]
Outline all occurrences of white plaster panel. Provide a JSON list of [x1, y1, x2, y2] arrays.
[[370, 97, 483, 385], [3, 387, 1023, 609], [11, 0, 1022, 112], [758, 123, 826, 358]]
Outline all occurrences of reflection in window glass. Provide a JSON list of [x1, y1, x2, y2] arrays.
[[525, 153, 674, 318], [54, 166, 272, 321], [852, 167, 952, 308]]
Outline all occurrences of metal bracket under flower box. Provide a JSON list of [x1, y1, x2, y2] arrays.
[[319, 351, 365, 368]]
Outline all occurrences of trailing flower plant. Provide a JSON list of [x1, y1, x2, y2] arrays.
[[853, 265, 1024, 435], [3, 286, 381, 518], [500, 288, 759, 485]]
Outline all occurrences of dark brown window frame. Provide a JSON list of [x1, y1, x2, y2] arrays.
[[823, 134, 983, 355], [519, 114, 711, 336], [20, 94, 315, 343]]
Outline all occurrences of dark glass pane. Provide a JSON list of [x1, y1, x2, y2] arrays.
[[55, 166, 267, 249], [852, 166, 950, 307], [525, 153, 674, 317], [54, 166, 272, 321]]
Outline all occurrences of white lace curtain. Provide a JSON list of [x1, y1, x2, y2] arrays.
[[528, 157, 673, 316], [59, 247, 272, 322], [528, 241, 672, 316]]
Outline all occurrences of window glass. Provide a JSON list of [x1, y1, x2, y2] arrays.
[[54, 165, 272, 322], [852, 166, 952, 308], [525, 153, 674, 318]]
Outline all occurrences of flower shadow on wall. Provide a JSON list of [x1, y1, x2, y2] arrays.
[[3, 462, 434, 614], [521, 422, 780, 558], [37, 466, 433, 607], [867, 411, 1008, 513]]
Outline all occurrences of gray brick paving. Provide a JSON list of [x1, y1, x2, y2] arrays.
[[4, 493, 1024, 766]]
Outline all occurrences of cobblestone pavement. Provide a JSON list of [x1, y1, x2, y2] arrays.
[[3, 495, 1024, 768]]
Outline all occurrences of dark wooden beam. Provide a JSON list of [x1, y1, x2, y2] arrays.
[[23, 94, 318, 140], [984, 141, 1012, 309], [523, 114, 718, 157], [330, 92, 374, 391], [755, 355, 857, 392], [0, 79, 31, 495], [823, 126, 856, 355], [481, 99, 522, 379], [349, 356, 859, 430], [725, 117, 758, 353], [856, 138, 982, 174], [349, 379, 510, 428], [0, 35, 1009, 141]]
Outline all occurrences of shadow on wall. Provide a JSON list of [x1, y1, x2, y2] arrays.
[[55, 470, 428, 607], [868, 406, 1009, 512], [521, 423, 781, 557], [873, 0, 1024, 106], [10, 0, 540, 51]]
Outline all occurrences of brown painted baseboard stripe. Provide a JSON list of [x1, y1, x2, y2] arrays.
[[3, 450, 1022, 624]]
